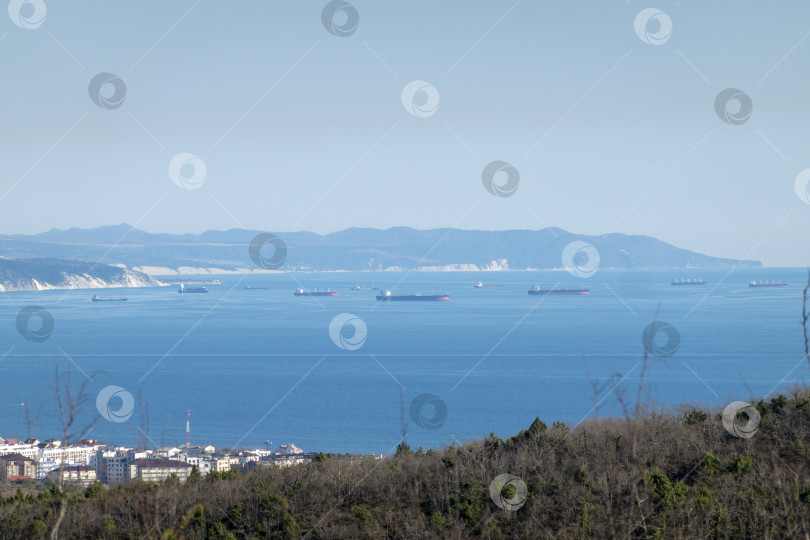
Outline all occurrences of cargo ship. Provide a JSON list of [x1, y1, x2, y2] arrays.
[[528, 285, 589, 296], [474, 281, 503, 288], [351, 284, 378, 290], [178, 284, 208, 293], [671, 279, 708, 286], [294, 288, 338, 296], [162, 278, 223, 285], [92, 295, 128, 302], [749, 281, 788, 288], [376, 290, 450, 301]]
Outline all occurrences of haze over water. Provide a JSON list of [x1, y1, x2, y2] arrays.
[[1, 268, 806, 454]]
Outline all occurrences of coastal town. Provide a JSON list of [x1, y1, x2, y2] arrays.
[[0, 436, 321, 488]]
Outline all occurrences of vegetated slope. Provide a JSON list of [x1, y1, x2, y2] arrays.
[[2, 391, 809, 538]]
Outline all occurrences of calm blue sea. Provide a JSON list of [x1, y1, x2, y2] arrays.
[[0, 268, 807, 454]]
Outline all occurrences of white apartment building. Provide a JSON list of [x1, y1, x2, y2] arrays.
[[0, 442, 40, 460], [40, 445, 99, 467], [0, 442, 103, 479], [129, 458, 193, 482], [96, 449, 148, 485], [156, 447, 181, 458], [179, 454, 213, 474], [47, 466, 97, 488]]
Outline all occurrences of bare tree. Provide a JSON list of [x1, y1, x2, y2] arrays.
[[134, 386, 151, 450], [50, 363, 99, 540], [399, 378, 408, 447], [636, 306, 662, 418], [21, 401, 42, 441], [803, 270, 809, 367]]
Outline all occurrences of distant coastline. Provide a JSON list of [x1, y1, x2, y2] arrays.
[[141, 264, 773, 277], [0, 261, 783, 292], [0, 225, 762, 275], [0, 223, 767, 291]]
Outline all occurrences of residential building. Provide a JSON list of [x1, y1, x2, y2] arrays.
[[0, 441, 39, 460], [268, 454, 308, 467], [96, 449, 147, 485], [47, 466, 97, 488], [156, 447, 181, 459], [179, 454, 213, 475], [39, 445, 100, 469], [0, 454, 36, 481], [212, 456, 232, 472], [0, 440, 105, 476], [235, 451, 260, 464], [129, 458, 193, 482], [181, 445, 215, 455]]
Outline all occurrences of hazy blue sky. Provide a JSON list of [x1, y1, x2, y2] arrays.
[[2, 1, 809, 266]]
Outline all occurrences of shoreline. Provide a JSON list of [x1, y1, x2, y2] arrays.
[[0, 266, 797, 292]]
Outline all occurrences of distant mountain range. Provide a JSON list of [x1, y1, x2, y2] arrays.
[[0, 225, 761, 276], [0, 258, 159, 291]]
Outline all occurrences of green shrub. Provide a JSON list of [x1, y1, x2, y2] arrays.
[[647, 469, 688, 508], [770, 395, 787, 414], [574, 467, 590, 487], [579, 497, 592, 531], [694, 486, 713, 510], [31, 520, 47, 535], [84, 481, 106, 499], [352, 505, 373, 524], [729, 454, 755, 473], [312, 451, 331, 462], [103, 515, 115, 536], [395, 442, 412, 456], [430, 511, 447, 535], [702, 452, 722, 477], [684, 409, 709, 425]]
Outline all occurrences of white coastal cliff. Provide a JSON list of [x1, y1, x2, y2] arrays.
[[0, 258, 162, 292]]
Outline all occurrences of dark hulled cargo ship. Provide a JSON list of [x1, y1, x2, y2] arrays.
[[672, 279, 708, 286], [527, 285, 589, 296], [92, 295, 128, 302], [376, 290, 450, 301], [178, 284, 208, 293], [294, 288, 338, 296]]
